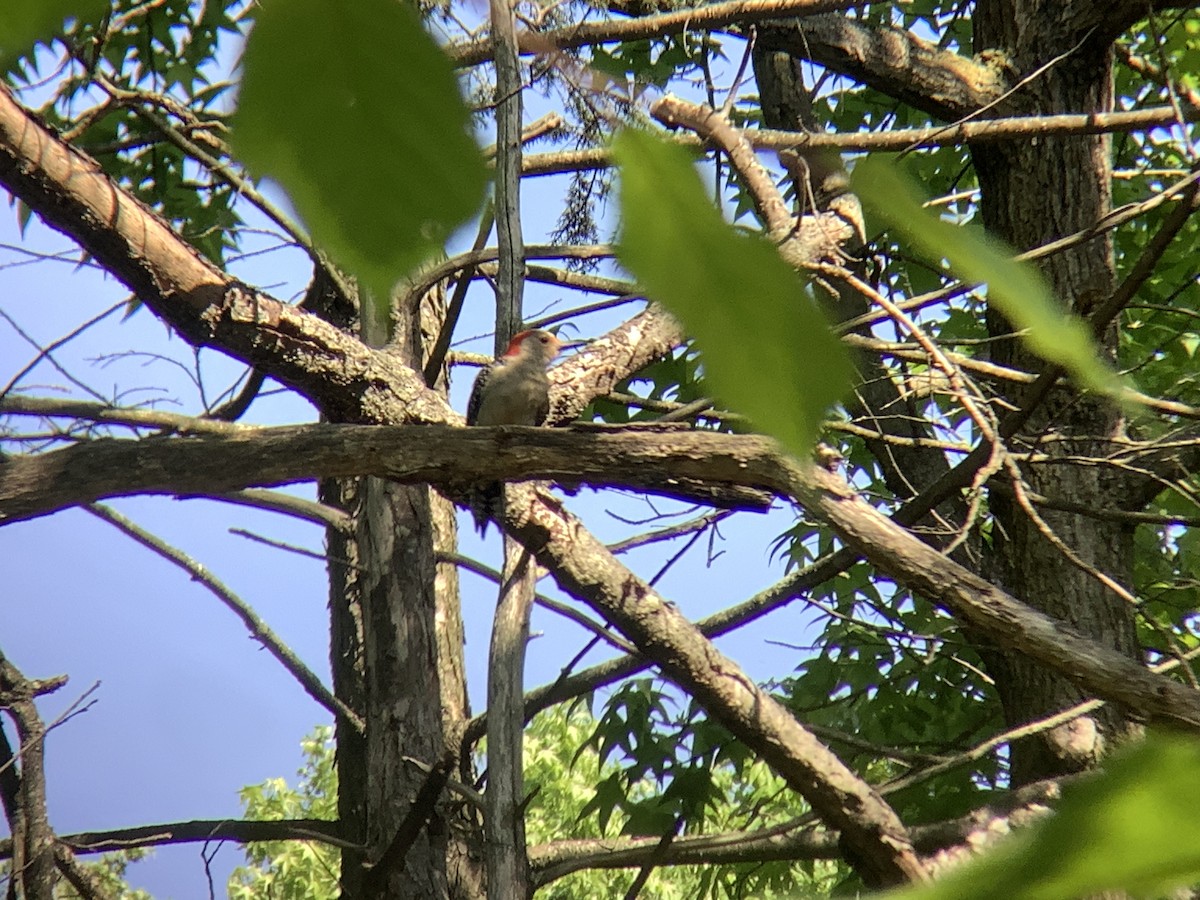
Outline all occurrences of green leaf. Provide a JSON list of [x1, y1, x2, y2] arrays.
[[886, 732, 1200, 900], [0, 0, 107, 70], [1181, 333, 1200, 358], [229, 0, 487, 307], [853, 155, 1121, 397], [614, 128, 853, 457]]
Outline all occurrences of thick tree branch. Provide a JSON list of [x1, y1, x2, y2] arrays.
[[546, 305, 683, 423], [491, 0, 525, 352], [462, 542, 862, 747], [756, 14, 1008, 121], [529, 778, 1062, 883], [488, 0, 534, 885], [0, 423, 777, 522], [450, 0, 861, 67], [485, 545, 536, 899], [5, 65, 1195, 889], [0, 652, 58, 900], [503, 484, 930, 887], [4, 422, 1200, 729], [53, 841, 119, 900], [0, 84, 449, 427]]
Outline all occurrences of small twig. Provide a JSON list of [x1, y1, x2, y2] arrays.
[[398, 243, 613, 314], [424, 202, 496, 385], [0, 303, 122, 403], [228, 528, 335, 564], [403, 756, 486, 813], [881, 644, 1200, 797], [607, 510, 734, 554], [0, 819, 357, 860], [622, 815, 683, 900], [207, 489, 354, 532], [654, 396, 717, 423], [898, 26, 1100, 157], [85, 504, 364, 734]]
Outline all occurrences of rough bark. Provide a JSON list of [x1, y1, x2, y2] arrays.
[[450, 0, 860, 67], [756, 13, 1007, 121], [750, 0, 1163, 786], [3, 17, 1194, 887], [351, 280, 482, 897], [530, 777, 1062, 884], [972, 1, 1143, 784], [484, 544, 536, 899]]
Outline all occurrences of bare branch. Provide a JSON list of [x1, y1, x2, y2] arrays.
[[522, 105, 1200, 177], [756, 14, 1006, 120], [6, 421, 1200, 729], [486, 545, 537, 898], [0, 819, 355, 859], [444, 552, 638, 654], [450, 0, 861, 67], [0, 423, 778, 522], [362, 756, 453, 892], [83, 503, 364, 734], [52, 843, 119, 900], [0, 651, 57, 900], [502, 486, 928, 886]]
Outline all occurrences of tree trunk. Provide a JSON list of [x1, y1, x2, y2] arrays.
[[327, 285, 484, 898], [972, 1, 1141, 784]]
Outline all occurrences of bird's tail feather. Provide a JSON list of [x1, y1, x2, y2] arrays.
[[469, 482, 504, 535]]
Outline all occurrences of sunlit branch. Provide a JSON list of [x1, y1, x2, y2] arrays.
[[450, 0, 860, 67]]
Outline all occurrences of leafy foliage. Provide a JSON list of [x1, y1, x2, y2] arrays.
[[229, 728, 339, 900], [3, 849, 155, 900], [6, 1, 1200, 898], [0, 0, 108, 71], [853, 155, 1120, 397], [8, 0, 248, 266], [230, 0, 488, 306], [887, 732, 1200, 900], [614, 127, 853, 457]]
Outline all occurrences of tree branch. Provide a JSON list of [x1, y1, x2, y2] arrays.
[[0, 652, 58, 900], [82, 503, 364, 734], [521, 105, 1200, 175], [503, 486, 929, 887], [530, 777, 1063, 883], [546, 305, 684, 423], [0, 423, 778, 522], [5, 422, 1200, 730], [0, 818, 355, 859], [450, 0, 861, 67], [756, 14, 1007, 121], [0, 84, 450, 427]]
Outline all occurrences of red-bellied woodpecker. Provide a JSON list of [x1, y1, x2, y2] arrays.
[[466, 328, 563, 533]]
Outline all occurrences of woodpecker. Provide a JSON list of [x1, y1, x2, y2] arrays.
[[466, 329, 563, 533]]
